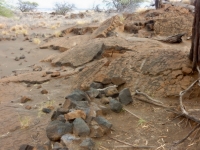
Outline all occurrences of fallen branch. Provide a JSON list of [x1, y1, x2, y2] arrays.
[[123, 107, 142, 120], [172, 124, 200, 148], [135, 90, 163, 104], [108, 136, 155, 149]]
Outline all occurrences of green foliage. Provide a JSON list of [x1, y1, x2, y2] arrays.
[[18, 0, 38, 12], [103, 0, 146, 12], [53, 1, 75, 15], [0, 0, 13, 17]]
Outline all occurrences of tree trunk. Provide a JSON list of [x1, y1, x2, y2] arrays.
[[189, 0, 200, 71], [155, 0, 162, 9]]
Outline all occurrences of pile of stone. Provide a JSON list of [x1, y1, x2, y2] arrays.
[[20, 76, 133, 150]]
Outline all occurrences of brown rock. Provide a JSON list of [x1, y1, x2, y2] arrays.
[[111, 76, 126, 86], [19, 144, 34, 150], [21, 96, 31, 103], [94, 74, 111, 84], [104, 86, 119, 97], [41, 89, 48, 94], [25, 105, 32, 110], [64, 110, 86, 121], [171, 70, 182, 79], [90, 125, 104, 138], [100, 97, 110, 105], [91, 15, 123, 38], [182, 66, 192, 75], [51, 72, 60, 77]]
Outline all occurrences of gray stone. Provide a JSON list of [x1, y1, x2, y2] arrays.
[[61, 134, 80, 149], [119, 88, 133, 105], [93, 116, 112, 131], [109, 99, 123, 113], [46, 120, 72, 141], [104, 87, 119, 97], [73, 118, 90, 136], [19, 55, 25, 59], [87, 88, 100, 98], [80, 138, 95, 150], [65, 89, 89, 102], [42, 108, 51, 113], [90, 82, 103, 89]]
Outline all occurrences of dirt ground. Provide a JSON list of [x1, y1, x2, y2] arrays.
[[0, 7, 200, 150]]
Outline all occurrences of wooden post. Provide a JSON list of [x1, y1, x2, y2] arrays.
[[189, 0, 200, 71]]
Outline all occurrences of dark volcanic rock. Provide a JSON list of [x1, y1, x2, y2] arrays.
[[42, 108, 51, 113], [90, 125, 104, 138], [65, 89, 89, 102], [109, 99, 122, 113], [73, 118, 90, 136], [61, 134, 80, 149], [93, 116, 112, 132], [119, 88, 133, 105], [80, 138, 95, 150], [46, 120, 72, 141], [86, 88, 100, 98], [90, 82, 103, 89]]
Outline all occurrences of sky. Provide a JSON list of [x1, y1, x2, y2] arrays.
[[11, 0, 104, 9]]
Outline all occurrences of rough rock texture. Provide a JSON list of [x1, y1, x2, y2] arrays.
[[46, 120, 73, 141], [40, 35, 90, 52], [109, 99, 123, 113], [51, 40, 104, 67], [73, 118, 90, 136], [93, 116, 112, 132], [80, 138, 95, 150], [119, 88, 133, 105], [91, 15, 124, 38]]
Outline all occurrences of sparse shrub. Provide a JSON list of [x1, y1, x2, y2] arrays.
[[54, 30, 61, 37], [18, 115, 31, 128], [33, 38, 41, 44], [17, 0, 38, 12], [1, 30, 9, 35], [103, 0, 146, 12], [53, 1, 75, 15], [0, 24, 6, 29], [0, 0, 13, 17]]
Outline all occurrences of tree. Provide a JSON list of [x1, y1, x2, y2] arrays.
[[53, 1, 75, 15], [189, 0, 199, 71], [18, 0, 38, 12], [102, 0, 146, 12], [155, 0, 162, 9], [0, 0, 13, 17]]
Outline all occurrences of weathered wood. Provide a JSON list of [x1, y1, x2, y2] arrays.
[[189, 0, 200, 70]]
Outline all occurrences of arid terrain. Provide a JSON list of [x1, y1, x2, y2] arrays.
[[0, 4, 199, 150]]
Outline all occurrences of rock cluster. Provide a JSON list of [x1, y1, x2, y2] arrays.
[[22, 76, 133, 149]]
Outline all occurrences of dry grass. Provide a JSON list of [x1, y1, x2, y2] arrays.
[[33, 38, 41, 44], [50, 22, 61, 30], [54, 30, 62, 37], [0, 24, 6, 29], [18, 115, 31, 128]]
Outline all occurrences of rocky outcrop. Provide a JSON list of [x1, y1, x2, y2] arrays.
[[91, 15, 124, 38]]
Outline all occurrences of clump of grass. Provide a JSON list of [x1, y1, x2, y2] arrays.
[[138, 118, 146, 126], [37, 100, 55, 117], [33, 38, 41, 44], [1, 30, 9, 35], [18, 115, 31, 128], [54, 30, 62, 37], [10, 25, 24, 31], [119, 15, 125, 23]]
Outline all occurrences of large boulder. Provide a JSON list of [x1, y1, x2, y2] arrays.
[[119, 88, 133, 105], [51, 40, 104, 67]]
